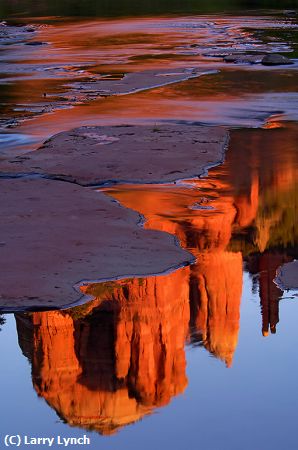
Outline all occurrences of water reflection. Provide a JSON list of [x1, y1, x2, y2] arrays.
[[103, 123, 298, 340], [0, 314, 5, 331], [16, 268, 190, 434], [2, 14, 297, 152], [13, 123, 298, 435], [247, 252, 292, 336], [16, 259, 241, 434]]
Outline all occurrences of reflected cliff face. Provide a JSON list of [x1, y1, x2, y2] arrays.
[[15, 124, 298, 434], [16, 257, 241, 434], [16, 268, 190, 435], [104, 122, 298, 338]]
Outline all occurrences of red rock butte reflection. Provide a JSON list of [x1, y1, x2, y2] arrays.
[[247, 252, 293, 336], [16, 268, 190, 435], [16, 249, 242, 434], [104, 123, 298, 340], [15, 124, 298, 434]]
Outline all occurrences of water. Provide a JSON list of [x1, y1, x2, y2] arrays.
[[0, 123, 297, 448], [1, 278, 298, 449], [1, 14, 297, 154], [0, 8, 298, 450]]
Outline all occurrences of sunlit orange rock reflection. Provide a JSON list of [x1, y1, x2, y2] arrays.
[[190, 251, 242, 367], [103, 169, 245, 367], [15, 124, 298, 434], [16, 268, 190, 434]]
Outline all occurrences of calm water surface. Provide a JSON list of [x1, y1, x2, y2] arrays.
[[0, 8, 298, 450], [0, 124, 297, 448]]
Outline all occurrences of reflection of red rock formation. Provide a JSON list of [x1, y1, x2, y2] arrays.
[[15, 125, 298, 436], [105, 179, 243, 366], [105, 177, 238, 252], [228, 126, 298, 252], [259, 253, 284, 335], [109, 271, 190, 407], [247, 252, 293, 336], [104, 121, 298, 363], [190, 251, 242, 367], [16, 268, 189, 434], [234, 173, 259, 229]]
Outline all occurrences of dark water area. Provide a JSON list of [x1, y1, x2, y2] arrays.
[[1, 0, 298, 19]]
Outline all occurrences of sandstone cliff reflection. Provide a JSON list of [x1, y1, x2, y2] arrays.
[[16, 252, 241, 434], [247, 252, 292, 337], [16, 269, 190, 435], [104, 124, 298, 341], [15, 124, 298, 435]]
